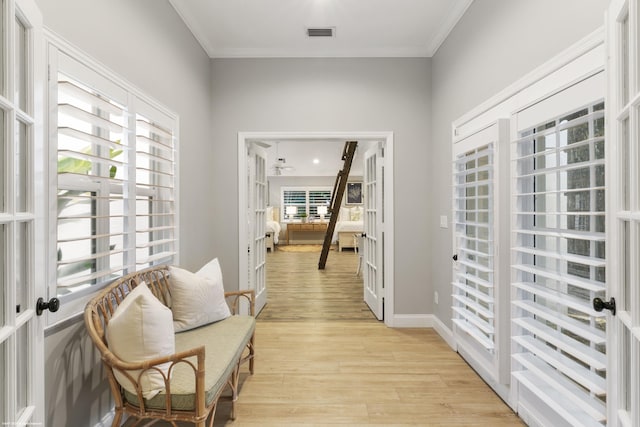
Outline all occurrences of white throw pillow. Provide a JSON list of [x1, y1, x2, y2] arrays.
[[169, 262, 231, 332], [106, 282, 175, 399], [350, 206, 362, 221]]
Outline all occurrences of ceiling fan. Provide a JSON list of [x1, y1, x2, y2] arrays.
[[271, 142, 295, 175]]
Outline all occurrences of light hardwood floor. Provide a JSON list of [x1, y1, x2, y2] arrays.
[[127, 247, 524, 426], [257, 245, 376, 321]]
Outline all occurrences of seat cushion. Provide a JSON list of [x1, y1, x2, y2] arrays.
[[123, 314, 255, 411]]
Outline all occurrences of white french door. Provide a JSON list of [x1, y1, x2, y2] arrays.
[[248, 144, 267, 314], [452, 120, 510, 397], [511, 72, 607, 427], [363, 144, 383, 320], [0, 0, 44, 424], [607, 0, 639, 425]]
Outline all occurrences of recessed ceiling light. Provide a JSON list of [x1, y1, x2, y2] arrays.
[[313, 158, 320, 164]]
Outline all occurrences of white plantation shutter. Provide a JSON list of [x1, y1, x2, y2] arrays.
[[282, 187, 331, 221], [308, 189, 331, 217], [452, 143, 495, 350], [512, 101, 607, 426], [56, 73, 128, 293], [134, 109, 176, 267], [50, 45, 178, 314], [283, 189, 306, 219]]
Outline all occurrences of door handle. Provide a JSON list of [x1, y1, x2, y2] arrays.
[[452, 254, 458, 261], [36, 297, 60, 316], [593, 297, 616, 316]]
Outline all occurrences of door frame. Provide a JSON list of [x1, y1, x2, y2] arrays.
[[237, 131, 395, 325]]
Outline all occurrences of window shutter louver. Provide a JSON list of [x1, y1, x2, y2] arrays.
[[308, 189, 331, 217], [135, 114, 176, 267], [452, 143, 495, 351], [56, 74, 128, 292], [512, 101, 607, 426]]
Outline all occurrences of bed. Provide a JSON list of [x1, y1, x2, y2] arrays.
[[265, 206, 281, 251], [333, 206, 364, 251]]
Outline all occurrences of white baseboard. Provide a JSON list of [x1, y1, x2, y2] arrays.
[[431, 315, 456, 350], [388, 313, 456, 352]]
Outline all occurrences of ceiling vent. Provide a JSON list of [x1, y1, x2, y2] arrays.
[[307, 27, 335, 37]]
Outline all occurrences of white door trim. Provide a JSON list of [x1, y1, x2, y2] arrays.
[[237, 131, 395, 326]]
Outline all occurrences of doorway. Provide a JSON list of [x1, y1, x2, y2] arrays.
[[237, 132, 395, 326]]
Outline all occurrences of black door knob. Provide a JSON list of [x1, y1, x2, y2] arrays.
[[452, 254, 458, 261], [593, 297, 616, 316], [36, 297, 60, 316]]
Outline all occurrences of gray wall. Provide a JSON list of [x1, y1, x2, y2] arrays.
[[211, 58, 432, 314], [36, 0, 212, 425], [429, 0, 609, 329]]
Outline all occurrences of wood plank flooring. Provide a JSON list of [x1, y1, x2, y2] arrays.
[[258, 246, 375, 321], [125, 247, 524, 426]]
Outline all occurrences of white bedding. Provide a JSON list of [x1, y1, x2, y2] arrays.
[[266, 220, 281, 244], [332, 220, 363, 242]]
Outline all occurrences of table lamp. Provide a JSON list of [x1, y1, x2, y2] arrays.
[[317, 206, 328, 222], [285, 206, 297, 220]]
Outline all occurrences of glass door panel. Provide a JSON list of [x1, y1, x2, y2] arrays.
[[14, 16, 26, 111]]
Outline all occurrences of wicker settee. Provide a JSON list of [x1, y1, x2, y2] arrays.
[[84, 265, 255, 427]]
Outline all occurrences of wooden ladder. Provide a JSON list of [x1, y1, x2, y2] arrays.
[[319, 141, 358, 269]]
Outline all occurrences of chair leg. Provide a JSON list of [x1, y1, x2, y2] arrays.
[[111, 410, 123, 427]]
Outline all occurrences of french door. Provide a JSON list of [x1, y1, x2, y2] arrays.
[[0, 0, 44, 424], [452, 120, 510, 397], [511, 72, 607, 427], [248, 144, 267, 314], [607, 0, 639, 425], [363, 144, 383, 319]]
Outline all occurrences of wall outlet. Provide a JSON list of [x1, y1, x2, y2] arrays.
[[434, 291, 439, 304], [440, 215, 448, 228]]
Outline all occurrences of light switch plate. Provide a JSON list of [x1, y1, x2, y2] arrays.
[[440, 215, 448, 228]]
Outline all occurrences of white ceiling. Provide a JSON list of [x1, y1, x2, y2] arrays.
[[261, 139, 372, 177], [169, 0, 474, 58]]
